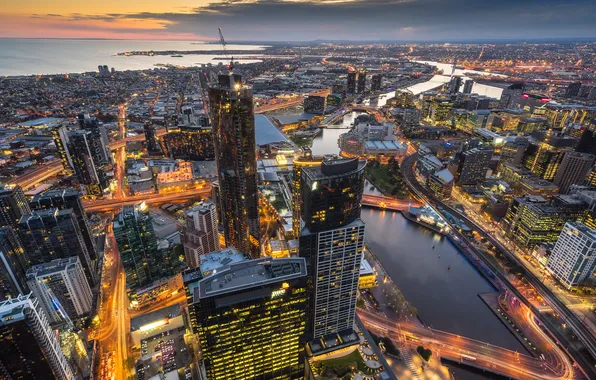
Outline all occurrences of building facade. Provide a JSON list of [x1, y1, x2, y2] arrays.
[[299, 158, 366, 341], [0, 227, 28, 300], [0, 185, 31, 229], [18, 208, 97, 286], [547, 222, 596, 289], [553, 152, 595, 194], [182, 201, 220, 268], [0, 294, 75, 380], [26, 257, 93, 323], [186, 257, 308, 380], [208, 74, 260, 257]]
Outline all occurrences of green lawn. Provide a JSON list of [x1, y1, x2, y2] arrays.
[[366, 166, 393, 194]]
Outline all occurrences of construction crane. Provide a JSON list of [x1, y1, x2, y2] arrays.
[[218, 28, 234, 71]]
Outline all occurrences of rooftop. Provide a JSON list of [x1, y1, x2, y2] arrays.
[[26, 257, 79, 278], [130, 304, 181, 332], [194, 257, 307, 300], [303, 158, 366, 180]]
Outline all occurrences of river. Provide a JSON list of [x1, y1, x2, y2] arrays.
[[305, 110, 525, 378]]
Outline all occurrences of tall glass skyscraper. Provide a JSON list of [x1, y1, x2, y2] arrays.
[[208, 74, 260, 257], [186, 257, 308, 380], [298, 158, 366, 343], [0, 294, 75, 379]]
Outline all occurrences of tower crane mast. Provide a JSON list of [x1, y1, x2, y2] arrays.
[[218, 28, 234, 71]]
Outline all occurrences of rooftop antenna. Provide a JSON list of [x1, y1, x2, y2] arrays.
[[218, 28, 234, 71]]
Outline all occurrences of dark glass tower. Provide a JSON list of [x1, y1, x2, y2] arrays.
[[0, 185, 31, 229], [30, 188, 98, 261], [113, 204, 163, 291], [186, 257, 308, 380], [18, 208, 97, 286], [208, 74, 260, 258], [0, 227, 28, 300], [299, 158, 366, 343], [68, 130, 110, 197], [0, 294, 75, 380]]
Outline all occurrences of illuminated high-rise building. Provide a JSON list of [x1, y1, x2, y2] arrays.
[[208, 74, 260, 258], [186, 257, 308, 380], [26, 257, 93, 324], [357, 69, 367, 94], [0, 294, 76, 380], [370, 74, 382, 92], [291, 149, 323, 238], [68, 130, 110, 197], [547, 222, 596, 289], [18, 208, 97, 286], [346, 72, 357, 94], [144, 122, 162, 156], [522, 132, 576, 181], [553, 152, 595, 194], [0, 227, 28, 300], [48, 124, 74, 170], [30, 188, 98, 262], [498, 82, 524, 109], [182, 200, 220, 268], [299, 158, 366, 342], [450, 147, 493, 185], [0, 185, 31, 229], [164, 125, 215, 161], [77, 113, 111, 164], [113, 204, 163, 291]]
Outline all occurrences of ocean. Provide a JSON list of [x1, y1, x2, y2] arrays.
[[0, 39, 266, 76]]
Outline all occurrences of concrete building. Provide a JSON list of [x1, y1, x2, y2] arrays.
[[428, 169, 454, 200], [547, 222, 596, 289], [26, 257, 93, 323], [0, 294, 75, 380], [182, 201, 220, 268], [450, 148, 493, 186], [553, 152, 595, 194]]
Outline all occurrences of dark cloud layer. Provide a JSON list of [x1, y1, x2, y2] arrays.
[[60, 0, 596, 41]]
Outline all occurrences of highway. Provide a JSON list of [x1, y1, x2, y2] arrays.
[[83, 186, 212, 212], [358, 309, 574, 380], [400, 153, 596, 378], [12, 160, 63, 190]]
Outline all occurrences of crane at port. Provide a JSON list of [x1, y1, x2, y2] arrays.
[[218, 27, 234, 71]]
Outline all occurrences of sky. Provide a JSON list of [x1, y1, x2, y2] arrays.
[[1, 0, 595, 41]]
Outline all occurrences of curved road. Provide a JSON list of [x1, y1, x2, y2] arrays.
[[401, 153, 595, 378]]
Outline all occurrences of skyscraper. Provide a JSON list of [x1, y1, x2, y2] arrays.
[[0, 294, 76, 380], [565, 82, 582, 98], [208, 74, 260, 258], [48, 124, 74, 170], [299, 158, 366, 341], [463, 79, 474, 94], [114, 204, 163, 291], [553, 152, 595, 194], [450, 147, 493, 185], [447, 75, 463, 94], [30, 188, 98, 262], [186, 256, 308, 380], [0, 185, 31, 229], [346, 72, 357, 94], [182, 200, 220, 268], [18, 208, 97, 286], [68, 130, 110, 197], [144, 122, 162, 156], [292, 149, 324, 238], [522, 134, 575, 181], [547, 222, 596, 289], [499, 82, 524, 109], [77, 113, 111, 165], [0, 227, 28, 300], [371, 74, 382, 92], [26, 257, 93, 324], [357, 69, 367, 94]]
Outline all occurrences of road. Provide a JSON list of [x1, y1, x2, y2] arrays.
[[400, 153, 596, 378], [358, 309, 574, 380], [11, 160, 63, 190], [83, 186, 212, 212], [96, 226, 131, 380]]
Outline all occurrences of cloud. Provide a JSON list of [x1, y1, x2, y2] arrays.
[[9, 0, 596, 40]]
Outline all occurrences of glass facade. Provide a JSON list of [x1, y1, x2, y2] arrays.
[[208, 74, 260, 258], [0, 227, 28, 300], [187, 258, 308, 380], [291, 151, 323, 238]]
